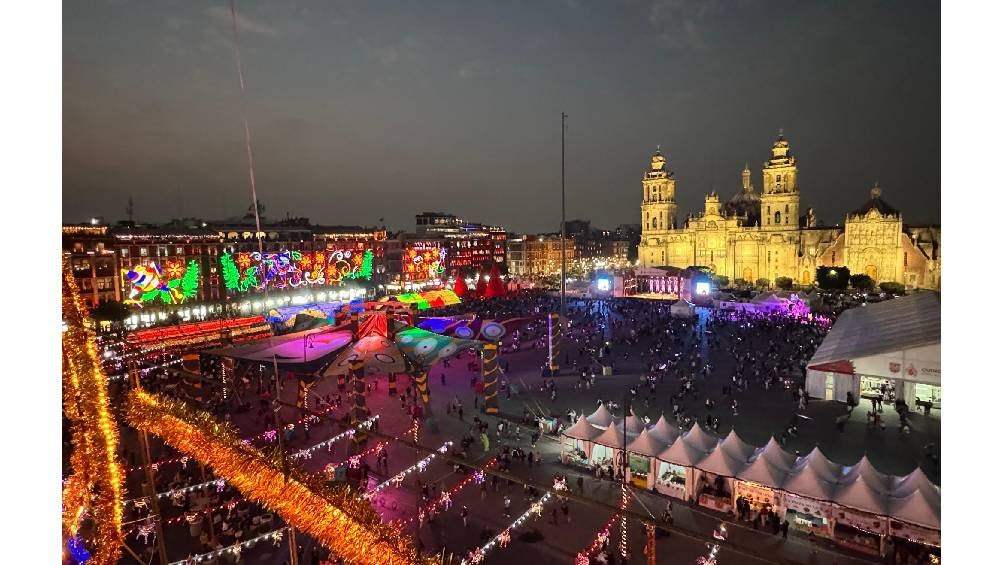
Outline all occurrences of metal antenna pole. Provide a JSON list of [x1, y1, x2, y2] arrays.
[[560, 112, 567, 322]]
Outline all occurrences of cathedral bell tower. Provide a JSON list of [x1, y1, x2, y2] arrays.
[[760, 130, 800, 230], [640, 148, 677, 235]]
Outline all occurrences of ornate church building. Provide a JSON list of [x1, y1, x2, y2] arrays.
[[638, 133, 940, 290]]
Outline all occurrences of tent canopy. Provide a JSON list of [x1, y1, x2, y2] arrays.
[[562, 416, 602, 442], [888, 488, 940, 530], [782, 459, 839, 501], [658, 423, 718, 467], [696, 443, 750, 477], [592, 424, 637, 449], [649, 415, 681, 444], [619, 413, 646, 435], [737, 452, 790, 488], [807, 291, 940, 382], [720, 430, 757, 462], [626, 428, 666, 458], [586, 404, 615, 428], [204, 326, 354, 372]]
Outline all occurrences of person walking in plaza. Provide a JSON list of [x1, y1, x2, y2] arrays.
[[503, 495, 512, 518], [460, 505, 469, 527]]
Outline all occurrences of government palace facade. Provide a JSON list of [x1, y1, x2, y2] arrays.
[[638, 133, 940, 290]]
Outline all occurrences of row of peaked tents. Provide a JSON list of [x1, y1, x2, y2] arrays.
[[562, 403, 939, 545]]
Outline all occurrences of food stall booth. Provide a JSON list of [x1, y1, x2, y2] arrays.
[[655, 423, 718, 502], [693, 431, 756, 513], [626, 428, 667, 490], [779, 448, 842, 537], [830, 456, 893, 557], [560, 416, 601, 470], [887, 471, 941, 563]]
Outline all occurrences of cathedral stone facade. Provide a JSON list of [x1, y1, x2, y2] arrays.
[[638, 133, 940, 290]]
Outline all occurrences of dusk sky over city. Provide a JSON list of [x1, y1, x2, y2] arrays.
[[63, 0, 939, 232]]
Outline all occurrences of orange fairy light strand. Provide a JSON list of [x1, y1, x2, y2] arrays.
[[61, 256, 125, 564], [125, 389, 432, 565]]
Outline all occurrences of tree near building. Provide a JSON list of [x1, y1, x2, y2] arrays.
[[732, 278, 748, 289], [711, 275, 729, 289], [754, 278, 771, 289], [816, 266, 850, 290], [775, 276, 794, 290], [879, 281, 906, 294], [850, 274, 876, 291]]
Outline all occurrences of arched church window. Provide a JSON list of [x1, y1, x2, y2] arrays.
[[785, 204, 789, 213], [776, 175, 781, 182], [774, 211, 781, 224]]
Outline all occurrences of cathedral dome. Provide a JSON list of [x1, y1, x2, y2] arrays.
[[723, 190, 761, 227]]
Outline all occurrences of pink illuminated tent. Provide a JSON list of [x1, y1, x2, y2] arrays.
[[626, 428, 667, 458]]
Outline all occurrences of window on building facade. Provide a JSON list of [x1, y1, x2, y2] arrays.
[[785, 204, 789, 213], [120, 248, 129, 258], [774, 211, 781, 224], [776, 175, 781, 182], [176, 247, 184, 255], [904, 252, 908, 267]]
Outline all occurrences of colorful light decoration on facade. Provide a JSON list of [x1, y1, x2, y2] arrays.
[[124, 389, 428, 564], [221, 248, 374, 293], [403, 242, 447, 281], [62, 258, 124, 565], [122, 260, 200, 305]]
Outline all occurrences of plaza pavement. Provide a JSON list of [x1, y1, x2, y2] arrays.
[[118, 300, 939, 564]]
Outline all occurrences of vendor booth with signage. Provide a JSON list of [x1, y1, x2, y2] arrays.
[[806, 291, 940, 413], [656, 423, 718, 503]]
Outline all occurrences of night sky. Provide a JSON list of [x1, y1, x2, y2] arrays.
[[63, 0, 940, 233]]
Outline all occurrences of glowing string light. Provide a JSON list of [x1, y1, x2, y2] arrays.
[[461, 492, 553, 565], [124, 389, 429, 564], [363, 442, 452, 499]]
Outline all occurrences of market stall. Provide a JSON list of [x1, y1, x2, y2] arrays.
[[626, 428, 667, 489], [779, 449, 841, 537], [693, 431, 756, 513], [560, 416, 601, 468], [655, 423, 719, 502], [831, 506, 888, 557], [589, 424, 634, 474], [831, 456, 894, 556]]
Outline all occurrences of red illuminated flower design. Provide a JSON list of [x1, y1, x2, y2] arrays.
[[164, 260, 185, 279], [236, 253, 252, 269]]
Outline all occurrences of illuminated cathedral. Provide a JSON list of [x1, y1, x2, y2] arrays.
[[638, 132, 940, 290]]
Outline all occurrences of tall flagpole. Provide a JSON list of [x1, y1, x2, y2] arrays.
[[560, 113, 567, 323]]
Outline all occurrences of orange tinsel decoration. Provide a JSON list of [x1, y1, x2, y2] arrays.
[[125, 389, 431, 565]]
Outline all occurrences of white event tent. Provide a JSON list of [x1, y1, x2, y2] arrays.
[[806, 291, 940, 405]]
